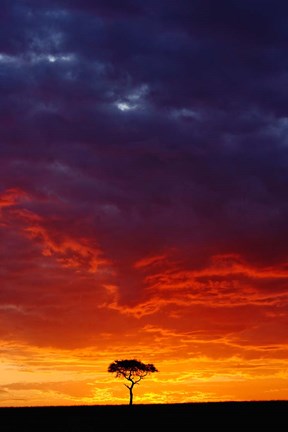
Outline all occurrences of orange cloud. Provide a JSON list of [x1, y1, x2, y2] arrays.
[[0, 188, 29, 208], [0, 188, 110, 274]]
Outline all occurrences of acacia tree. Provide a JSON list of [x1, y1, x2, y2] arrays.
[[108, 359, 158, 405]]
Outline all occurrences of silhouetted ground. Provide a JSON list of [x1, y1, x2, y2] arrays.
[[1, 401, 287, 431]]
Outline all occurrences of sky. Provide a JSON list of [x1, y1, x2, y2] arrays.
[[1, 0, 288, 407]]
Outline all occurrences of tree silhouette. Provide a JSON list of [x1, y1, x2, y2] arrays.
[[108, 359, 159, 405]]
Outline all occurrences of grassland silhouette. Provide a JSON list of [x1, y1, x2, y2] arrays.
[[1, 401, 287, 431]]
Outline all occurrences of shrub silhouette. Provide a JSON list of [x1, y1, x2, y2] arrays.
[[108, 359, 158, 405]]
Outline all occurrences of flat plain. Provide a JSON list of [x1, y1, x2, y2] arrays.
[[1, 401, 287, 431]]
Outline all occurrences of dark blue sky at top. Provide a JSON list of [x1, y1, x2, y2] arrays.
[[1, 0, 288, 289]]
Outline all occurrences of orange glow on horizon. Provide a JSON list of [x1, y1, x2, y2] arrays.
[[0, 341, 288, 407], [1, 184, 288, 406]]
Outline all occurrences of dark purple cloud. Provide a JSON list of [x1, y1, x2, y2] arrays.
[[1, 0, 288, 295]]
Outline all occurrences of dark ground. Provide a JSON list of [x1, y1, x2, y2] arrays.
[[1, 401, 287, 430]]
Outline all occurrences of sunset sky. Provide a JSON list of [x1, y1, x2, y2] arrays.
[[1, 0, 288, 407]]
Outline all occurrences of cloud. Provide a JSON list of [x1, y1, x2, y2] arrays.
[[0, 0, 288, 388]]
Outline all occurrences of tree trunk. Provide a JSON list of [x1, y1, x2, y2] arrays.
[[129, 387, 133, 405]]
